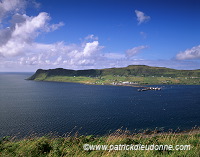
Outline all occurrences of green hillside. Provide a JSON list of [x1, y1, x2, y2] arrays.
[[1, 129, 200, 157], [27, 65, 200, 85]]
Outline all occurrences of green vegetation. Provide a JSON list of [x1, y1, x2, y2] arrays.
[[1, 129, 199, 157], [32, 75, 200, 85], [28, 65, 200, 85]]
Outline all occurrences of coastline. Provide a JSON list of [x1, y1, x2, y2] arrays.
[[27, 66, 200, 86], [27, 78, 200, 88]]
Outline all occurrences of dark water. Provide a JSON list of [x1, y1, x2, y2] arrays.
[[0, 73, 200, 138]]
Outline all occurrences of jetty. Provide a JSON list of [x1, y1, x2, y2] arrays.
[[138, 87, 161, 92]]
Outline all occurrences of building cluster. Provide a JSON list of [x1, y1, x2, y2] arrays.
[[111, 81, 139, 85]]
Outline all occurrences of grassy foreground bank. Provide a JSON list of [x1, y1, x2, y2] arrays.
[[1, 129, 200, 157]]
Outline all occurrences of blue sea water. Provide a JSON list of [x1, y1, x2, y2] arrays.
[[0, 73, 200, 137]]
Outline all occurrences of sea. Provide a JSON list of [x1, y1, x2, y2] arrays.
[[0, 73, 200, 138]]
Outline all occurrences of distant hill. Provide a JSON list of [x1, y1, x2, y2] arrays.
[[27, 65, 200, 85], [28, 65, 200, 80]]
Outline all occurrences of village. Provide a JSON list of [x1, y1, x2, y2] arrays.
[[87, 80, 161, 91]]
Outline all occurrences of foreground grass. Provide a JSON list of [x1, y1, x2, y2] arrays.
[[1, 129, 200, 157]]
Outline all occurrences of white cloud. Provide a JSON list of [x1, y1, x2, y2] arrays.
[[84, 34, 98, 41], [53, 56, 62, 65], [0, 12, 64, 57], [16, 40, 104, 67], [176, 45, 200, 60], [83, 41, 101, 57], [1, 0, 153, 71], [0, 0, 26, 22], [103, 53, 125, 60], [126, 45, 148, 57], [135, 10, 151, 25], [0, 3, 101, 69], [30, 0, 41, 9], [66, 41, 104, 65], [46, 22, 64, 32]]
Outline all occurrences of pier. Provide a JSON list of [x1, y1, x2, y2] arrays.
[[138, 87, 161, 92]]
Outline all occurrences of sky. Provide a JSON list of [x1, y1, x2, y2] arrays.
[[0, 0, 200, 72]]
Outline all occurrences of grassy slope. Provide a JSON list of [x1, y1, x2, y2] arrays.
[[33, 75, 200, 85], [28, 65, 200, 85], [1, 130, 200, 157]]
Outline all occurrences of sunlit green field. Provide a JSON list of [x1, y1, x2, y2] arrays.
[[34, 75, 200, 85]]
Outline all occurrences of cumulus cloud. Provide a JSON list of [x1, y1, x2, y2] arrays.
[[1, 0, 152, 71], [0, 0, 65, 59], [0, 0, 26, 23], [0, 10, 66, 57], [17, 39, 104, 67], [176, 45, 200, 60], [0, 12, 55, 57], [135, 10, 150, 25], [126, 45, 148, 57], [82, 41, 101, 57]]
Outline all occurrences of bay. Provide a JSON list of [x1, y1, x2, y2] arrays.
[[0, 73, 200, 137]]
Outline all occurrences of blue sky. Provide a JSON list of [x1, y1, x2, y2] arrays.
[[0, 0, 200, 72]]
